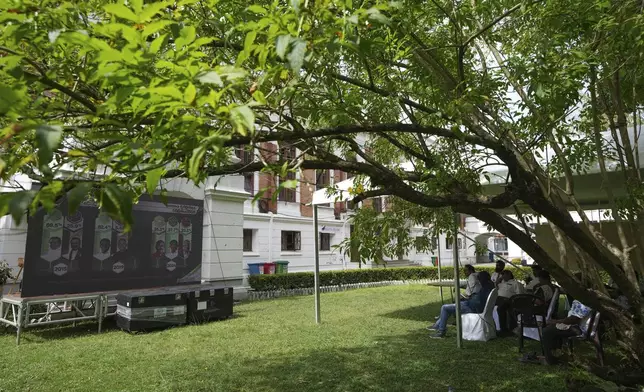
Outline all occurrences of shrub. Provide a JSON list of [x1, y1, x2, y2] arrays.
[[248, 265, 531, 291], [0, 260, 13, 286]]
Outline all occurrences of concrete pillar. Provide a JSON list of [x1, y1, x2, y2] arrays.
[[201, 176, 248, 288]]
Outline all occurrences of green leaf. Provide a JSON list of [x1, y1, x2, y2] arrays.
[[146, 168, 164, 194], [244, 31, 257, 53], [535, 84, 545, 98], [287, 39, 307, 72], [188, 145, 207, 181], [197, 71, 223, 86], [281, 179, 298, 189], [366, 8, 390, 24], [68, 183, 93, 213], [252, 90, 267, 104], [143, 21, 173, 37], [36, 125, 63, 169], [148, 86, 183, 100], [101, 184, 133, 231], [230, 105, 255, 135], [218, 66, 246, 80], [141, 1, 171, 22], [35, 181, 64, 211], [184, 83, 196, 104], [175, 25, 196, 49], [275, 35, 291, 59], [247, 5, 267, 14], [130, 0, 143, 13], [104, 3, 138, 22], [8, 191, 36, 224], [149, 33, 168, 54]]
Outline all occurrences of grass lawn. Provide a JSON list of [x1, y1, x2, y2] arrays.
[[0, 286, 577, 392]]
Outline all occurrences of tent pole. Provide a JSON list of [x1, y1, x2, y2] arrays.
[[453, 212, 463, 349], [437, 237, 443, 303], [313, 205, 321, 324]]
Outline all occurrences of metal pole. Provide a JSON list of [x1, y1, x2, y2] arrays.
[[453, 212, 462, 349], [437, 237, 443, 303], [313, 205, 321, 324]]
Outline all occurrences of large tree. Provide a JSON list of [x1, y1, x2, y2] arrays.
[[2, 0, 644, 369]]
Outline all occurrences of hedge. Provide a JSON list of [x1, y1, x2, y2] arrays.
[[248, 266, 532, 291]]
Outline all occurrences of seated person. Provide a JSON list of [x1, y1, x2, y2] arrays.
[[463, 264, 481, 299], [496, 270, 526, 334], [491, 260, 505, 283], [525, 264, 543, 292], [533, 270, 555, 313], [539, 300, 593, 365], [430, 271, 494, 338]]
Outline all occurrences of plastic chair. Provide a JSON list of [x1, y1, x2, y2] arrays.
[[461, 288, 499, 341], [567, 311, 604, 366], [511, 294, 547, 354]]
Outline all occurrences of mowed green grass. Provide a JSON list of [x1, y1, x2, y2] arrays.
[[0, 286, 570, 392]]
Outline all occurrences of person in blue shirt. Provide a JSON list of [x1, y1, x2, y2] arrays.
[[430, 271, 495, 338]]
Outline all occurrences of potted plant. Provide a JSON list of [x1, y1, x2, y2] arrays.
[[0, 260, 14, 297]]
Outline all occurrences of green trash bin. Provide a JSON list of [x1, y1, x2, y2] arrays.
[[275, 260, 289, 274], [431, 257, 439, 267]]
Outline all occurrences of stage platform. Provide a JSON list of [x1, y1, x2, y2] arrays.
[[0, 281, 236, 344]]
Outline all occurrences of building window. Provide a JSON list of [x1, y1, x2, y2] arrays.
[[243, 229, 253, 252], [373, 198, 383, 213], [235, 146, 254, 195], [494, 237, 508, 252], [320, 233, 331, 251], [281, 231, 301, 251], [278, 144, 297, 202], [316, 170, 330, 190], [278, 172, 296, 202], [415, 236, 425, 251], [446, 237, 463, 250]]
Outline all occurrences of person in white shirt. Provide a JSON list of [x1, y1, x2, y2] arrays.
[[94, 238, 112, 263], [463, 264, 481, 298], [491, 261, 505, 283], [42, 236, 62, 265], [166, 240, 179, 260], [497, 270, 525, 298], [496, 270, 525, 334], [525, 265, 543, 292]]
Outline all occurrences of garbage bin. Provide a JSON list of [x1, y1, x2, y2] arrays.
[[275, 260, 289, 274], [431, 257, 439, 267], [248, 263, 265, 275], [263, 262, 276, 275]]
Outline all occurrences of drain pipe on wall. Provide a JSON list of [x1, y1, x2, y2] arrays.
[[268, 212, 274, 262]]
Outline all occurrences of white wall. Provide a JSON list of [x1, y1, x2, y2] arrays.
[[242, 213, 349, 274], [201, 187, 246, 283], [0, 215, 27, 278]]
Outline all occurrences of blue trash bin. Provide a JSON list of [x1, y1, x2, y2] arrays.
[[248, 262, 265, 275]]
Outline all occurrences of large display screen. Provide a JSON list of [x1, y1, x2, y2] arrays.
[[21, 195, 204, 297]]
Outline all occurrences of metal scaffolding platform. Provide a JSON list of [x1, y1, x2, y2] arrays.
[[0, 292, 106, 344]]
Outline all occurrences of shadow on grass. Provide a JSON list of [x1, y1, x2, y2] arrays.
[[166, 328, 567, 392], [2, 313, 244, 343]]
